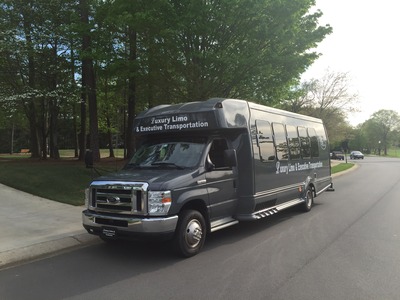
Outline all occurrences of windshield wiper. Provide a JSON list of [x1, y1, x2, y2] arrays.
[[151, 162, 185, 170]]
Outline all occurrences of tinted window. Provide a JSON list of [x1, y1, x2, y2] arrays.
[[298, 126, 310, 159], [286, 125, 301, 160], [255, 120, 275, 162], [208, 138, 230, 169], [308, 128, 319, 158], [272, 123, 288, 161]]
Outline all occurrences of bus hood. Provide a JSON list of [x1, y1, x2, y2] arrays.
[[90, 168, 202, 191]]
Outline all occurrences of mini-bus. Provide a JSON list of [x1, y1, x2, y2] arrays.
[[83, 98, 333, 257]]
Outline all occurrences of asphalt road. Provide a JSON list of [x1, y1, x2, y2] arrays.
[[1, 156, 400, 300]]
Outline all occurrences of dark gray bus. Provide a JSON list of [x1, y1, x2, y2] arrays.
[[83, 98, 333, 257]]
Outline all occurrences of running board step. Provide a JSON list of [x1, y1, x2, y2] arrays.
[[210, 217, 239, 232], [237, 198, 304, 221], [253, 199, 303, 219]]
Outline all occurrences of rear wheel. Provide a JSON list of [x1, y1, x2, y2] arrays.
[[173, 209, 206, 258], [301, 187, 314, 212]]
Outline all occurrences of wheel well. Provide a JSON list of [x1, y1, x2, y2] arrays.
[[308, 183, 316, 197], [179, 199, 210, 232]]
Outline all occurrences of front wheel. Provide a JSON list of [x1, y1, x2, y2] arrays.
[[301, 188, 314, 212], [173, 209, 206, 258]]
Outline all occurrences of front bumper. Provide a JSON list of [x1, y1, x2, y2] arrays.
[[82, 209, 178, 239]]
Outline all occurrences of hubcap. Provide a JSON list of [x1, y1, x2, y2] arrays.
[[306, 190, 312, 208], [185, 219, 203, 248]]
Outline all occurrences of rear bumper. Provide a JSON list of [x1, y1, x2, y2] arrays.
[[82, 209, 178, 239]]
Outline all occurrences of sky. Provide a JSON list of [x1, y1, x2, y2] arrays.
[[302, 0, 400, 126]]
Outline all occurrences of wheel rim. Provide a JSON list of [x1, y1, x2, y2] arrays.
[[184, 219, 203, 249], [306, 190, 313, 209]]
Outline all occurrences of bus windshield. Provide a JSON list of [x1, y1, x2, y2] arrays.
[[126, 137, 206, 169]]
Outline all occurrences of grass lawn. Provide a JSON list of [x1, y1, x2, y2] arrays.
[[331, 163, 354, 174], [0, 154, 126, 206], [386, 148, 400, 158]]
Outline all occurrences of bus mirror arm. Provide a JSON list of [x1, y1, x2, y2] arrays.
[[206, 155, 215, 171]]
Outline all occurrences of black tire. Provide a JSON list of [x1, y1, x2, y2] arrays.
[[301, 187, 314, 212], [173, 209, 206, 258]]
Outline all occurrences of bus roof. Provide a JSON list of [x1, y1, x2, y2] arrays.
[[133, 98, 322, 135]]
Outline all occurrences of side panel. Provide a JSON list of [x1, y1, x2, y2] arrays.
[[243, 107, 331, 215], [205, 137, 238, 222], [206, 169, 237, 222]]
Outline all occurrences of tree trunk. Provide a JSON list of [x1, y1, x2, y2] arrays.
[[79, 0, 100, 162], [21, 4, 40, 158], [26, 102, 41, 158], [40, 98, 48, 159], [104, 77, 114, 158], [78, 88, 87, 161], [73, 103, 79, 158], [107, 116, 115, 158], [126, 28, 137, 159], [49, 44, 60, 159], [87, 58, 100, 162], [10, 122, 14, 154], [49, 100, 60, 159], [69, 40, 80, 159]]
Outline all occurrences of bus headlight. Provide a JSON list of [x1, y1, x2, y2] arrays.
[[148, 191, 172, 215]]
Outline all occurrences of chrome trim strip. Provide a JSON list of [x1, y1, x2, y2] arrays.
[[82, 210, 178, 233], [237, 198, 304, 221], [210, 217, 239, 232], [253, 199, 303, 219], [315, 175, 332, 183], [255, 175, 332, 199], [316, 183, 332, 196], [255, 183, 300, 199], [89, 181, 149, 215]]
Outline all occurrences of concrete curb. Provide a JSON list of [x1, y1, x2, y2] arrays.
[[0, 232, 100, 270], [332, 161, 359, 178]]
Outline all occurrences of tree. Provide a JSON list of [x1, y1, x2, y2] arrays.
[[102, 0, 331, 156], [281, 70, 358, 145], [78, 0, 100, 162], [162, 0, 332, 104], [1, 0, 81, 159], [349, 124, 369, 153], [368, 110, 400, 155], [1, 0, 332, 158]]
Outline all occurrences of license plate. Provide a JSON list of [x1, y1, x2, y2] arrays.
[[102, 227, 117, 238]]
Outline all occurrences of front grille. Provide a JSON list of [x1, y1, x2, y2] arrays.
[[95, 218, 128, 227], [89, 181, 148, 215]]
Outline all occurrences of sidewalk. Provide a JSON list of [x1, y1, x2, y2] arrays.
[[0, 183, 99, 269]]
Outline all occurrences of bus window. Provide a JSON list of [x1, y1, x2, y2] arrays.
[[255, 120, 275, 162], [298, 126, 311, 159], [286, 125, 301, 160], [272, 123, 289, 161], [208, 138, 229, 169], [308, 128, 319, 158]]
